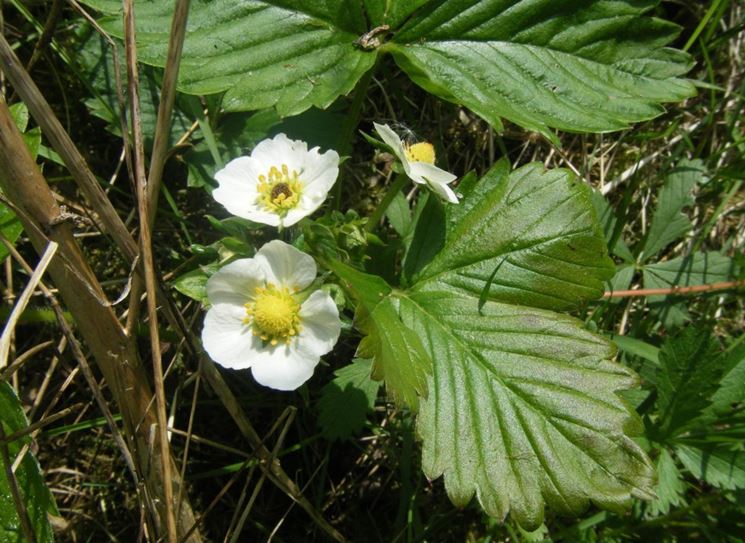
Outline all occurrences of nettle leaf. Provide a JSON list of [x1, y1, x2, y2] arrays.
[[0, 383, 58, 542], [709, 341, 745, 416], [641, 159, 705, 261], [318, 358, 380, 440], [412, 161, 614, 311], [86, 0, 376, 116], [330, 261, 431, 409], [83, 1, 692, 136], [654, 328, 723, 439], [676, 444, 745, 491], [389, 0, 695, 140], [647, 448, 686, 517]]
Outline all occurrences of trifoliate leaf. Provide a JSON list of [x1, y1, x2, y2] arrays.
[[676, 445, 745, 491], [0, 383, 58, 543], [83, 1, 693, 136], [332, 161, 653, 528], [318, 359, 380, 440]]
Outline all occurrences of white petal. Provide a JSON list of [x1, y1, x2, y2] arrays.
[[297, 290, 341, 358], [409, 162, 459, 202], [373, 123, 407, 164], [213, 156, 264, 218], [300, 147, 339, 194], [206, 258, 265, 306], [282, 204, 318, 227], [250, 344, 318, 391], [250, 133, 307, 172], [202, 303, 259, 370], [254, 240, 317, 289]]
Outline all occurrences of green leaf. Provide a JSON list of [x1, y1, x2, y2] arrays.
[[399, 289, 652, 528], [412, 162, 614, 311], [385, 191, 412, 237], [329, 261, 431, 409], [72, 25, 195, 151], [83, 1, 692, 136], [646, 448, 686, 516], [0, 383, 58, 542], [318, 358, 380, 440], [590, 189, 634, 263], [655, 328, 723, 439], [641, 159, 705, 261], [172, 264, 219, 304], [389, 0, 695, 140], [610, 335, 659, 366], [709, 341, 745, 415], [86, 0, 376, 116], [375, 163, 649, 527], [676, 444, 745, 491]]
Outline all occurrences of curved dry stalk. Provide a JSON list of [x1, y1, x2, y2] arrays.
[[0, 96, 201, 542], [604, 279, 745, 298]]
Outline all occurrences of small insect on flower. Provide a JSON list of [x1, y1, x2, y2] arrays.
[[201, 240, 341, 391], [373, 122, 459, 203], [212, 134, 340, 228]]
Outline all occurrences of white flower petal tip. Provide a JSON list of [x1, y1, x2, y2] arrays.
[[373, 123, 459, 204], [212, 134, 340, 227], [201, 240, 341, 391]]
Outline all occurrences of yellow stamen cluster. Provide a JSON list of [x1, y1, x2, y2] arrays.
[[244, 284, 301, 346], [257, 164, 303, 214], [404, 142, 436, 164]]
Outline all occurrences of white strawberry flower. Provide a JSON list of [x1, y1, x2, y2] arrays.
[[213, 134, 340, 228], [201, 240, 341, 391], [373, 122, 459, 203]]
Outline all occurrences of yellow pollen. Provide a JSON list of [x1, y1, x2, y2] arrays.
[[404, 142, 436, 164], [244, 284, 301, 346], [256, 163, 302, 214]]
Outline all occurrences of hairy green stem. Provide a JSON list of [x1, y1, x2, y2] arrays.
[[366, 173, 408, 232]]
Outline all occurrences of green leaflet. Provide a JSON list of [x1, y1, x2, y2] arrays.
[[412, 161, 614, 311], [641, 159, 706, 261], [676, 444, 745, 491], [0, 383, 58, 542], [85, 0, 376, 116], [318, 358, 380, 440], [400, 289, 652, 528], [82, 0, 693, 135], [330, 261, 431, 409], [646, 448, 686, 517]]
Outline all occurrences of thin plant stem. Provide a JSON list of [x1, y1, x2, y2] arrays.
[[366, 173, 409, 232], [333, 65, 376, 209], [604, 279, 745, 298]]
